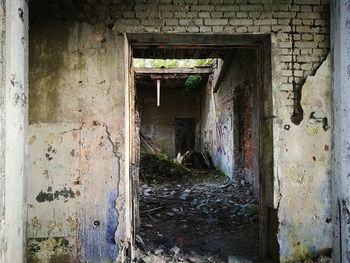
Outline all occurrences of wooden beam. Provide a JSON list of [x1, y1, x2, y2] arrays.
[[134, 67, 212, 75]]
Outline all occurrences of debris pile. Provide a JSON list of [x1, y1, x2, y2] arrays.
[[140, 153, 191, 183], [136, 154, 333, 263], [135, 169, 259, 263], [177, 151, 212, 169]]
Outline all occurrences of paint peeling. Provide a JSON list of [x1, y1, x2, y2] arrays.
[[278, 55, 332, 261], [45, 144, 57, 161], [35, 187, 75, 203], [27, 237, 70, 263]]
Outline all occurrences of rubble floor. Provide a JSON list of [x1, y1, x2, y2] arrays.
[[135, 169, 259, 263]]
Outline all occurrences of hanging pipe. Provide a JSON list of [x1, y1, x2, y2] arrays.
[[157, 79, 161, 107]]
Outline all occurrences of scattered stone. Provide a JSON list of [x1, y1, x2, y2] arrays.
[[154, 248, 164, 256], [228, 256, 253, 263], [136, 234, 146, 251], [317, 255, 332, 263], [169, 246, 180, 257], [143, 188, 152, 196], [137, 164, 259, 262], [181, 151, 208, 169], [180, 189, 191, 200]]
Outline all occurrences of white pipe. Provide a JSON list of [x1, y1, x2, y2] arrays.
[[157, 79, 161, 107]]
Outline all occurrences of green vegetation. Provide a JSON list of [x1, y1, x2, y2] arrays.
[[185, 75, 203, 91], [215, 168, 226, 177], [140, 153, 190, 183], [133, 58, 215, 68]]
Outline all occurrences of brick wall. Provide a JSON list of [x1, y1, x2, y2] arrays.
[[242, 90, 253, 173], [28, 1, 331, 262], [31, 0, 329, 93], [201, 49, 258, 185], [30, 0, 330, 123]]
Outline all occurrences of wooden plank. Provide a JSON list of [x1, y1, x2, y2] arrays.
[[134, 67, 212, 74]]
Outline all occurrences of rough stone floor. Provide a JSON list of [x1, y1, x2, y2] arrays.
[[134, 169, 260, 263]]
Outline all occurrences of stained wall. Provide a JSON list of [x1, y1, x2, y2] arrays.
[[200, 50, 257, 191], [0, 0, 28, 262], [137, 85, 200, 157], [330, 0, 350, 262], [28, 23, 129, 262], [28, 1, 332, 262]]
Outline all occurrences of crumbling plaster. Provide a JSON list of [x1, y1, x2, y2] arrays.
[[0, 0, 28, 262], [27, 1, 332, 262], [28, 22, 130, 262], [277, 55, 332, 262]]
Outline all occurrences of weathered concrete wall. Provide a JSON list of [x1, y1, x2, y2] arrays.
[[201, 50, 256, 187], [277, 55, 332, 262], [331, 0, 350, 262], [28, 22, 129, 262], [0, 0, 6, 258], [138, 86, 199, 157], [28, 1, 332, 262], [0, 0, 28, 262]]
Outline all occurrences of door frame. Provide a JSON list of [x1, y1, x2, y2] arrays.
[[125, 33, 275, 261]]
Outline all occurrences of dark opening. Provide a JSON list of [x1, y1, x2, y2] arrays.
[[129, 34, 275, 263], [175, 118, 196, 155]]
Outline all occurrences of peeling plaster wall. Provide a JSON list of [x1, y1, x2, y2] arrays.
[[28, 1, 332, 262], [137, 87, 199, 157], [0, 0, 6, 257], [28, 22, 128, 262], [0, 0, 28, 262], [277, 55, 332, 262]]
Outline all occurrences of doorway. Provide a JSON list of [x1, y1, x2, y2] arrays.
[[127, 33, 275, 262], [175, 118, 196, 155]]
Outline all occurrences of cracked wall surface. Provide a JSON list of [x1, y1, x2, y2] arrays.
[[28, 23, 128, 262], [28, 1, 332, 262], [277, 55, 332, 262], [0, 0, 28, 262]]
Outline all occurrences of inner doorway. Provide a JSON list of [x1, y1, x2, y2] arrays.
[[175, 118, 196, 155], [127, 33, 275, 262]]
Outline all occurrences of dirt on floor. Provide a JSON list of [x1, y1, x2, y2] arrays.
[[134, 154, 332, 263], [134, 161, 260, 263]]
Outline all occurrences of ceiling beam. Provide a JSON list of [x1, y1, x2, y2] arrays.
[[134, 67, 212, 75]]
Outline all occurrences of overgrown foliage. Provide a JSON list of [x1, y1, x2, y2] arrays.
[[133, 58, 214, 68], [185, 75, 202, 91], [140, 153, 190, 183]]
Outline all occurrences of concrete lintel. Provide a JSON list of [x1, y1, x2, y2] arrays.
[[134, 67, 212, 75]]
